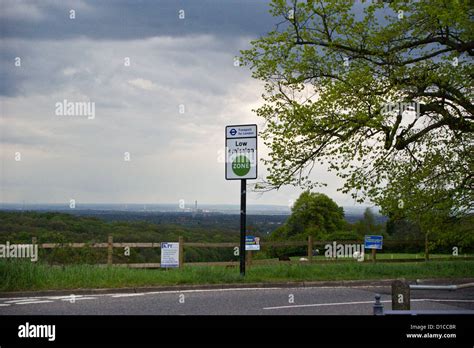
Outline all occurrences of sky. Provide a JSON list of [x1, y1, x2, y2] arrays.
[[0, 0, 364, 208]]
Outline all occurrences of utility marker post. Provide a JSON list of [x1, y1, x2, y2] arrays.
[[225, 124, 258, 277]]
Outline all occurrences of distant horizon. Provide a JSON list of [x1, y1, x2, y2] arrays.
[[0, 201, 374, 208], [0, 202, 379, 216]]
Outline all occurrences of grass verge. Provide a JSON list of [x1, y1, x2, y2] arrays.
[[288, 253, 474, 261], [1, 260, 474, 292]]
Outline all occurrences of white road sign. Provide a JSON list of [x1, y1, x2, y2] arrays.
[[226, 124, 257, 180], [161, 242, 180, 268]]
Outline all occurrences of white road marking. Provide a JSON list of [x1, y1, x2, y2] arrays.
[[0, 285, 392, 301], [0, 295, 97, 302], [263, 298, 474, 310], [16, 300, 54, 305], [5, 298, 45, 303], [1, 285, 473, 308], [60, 297, 96, 301], [0, 304, 11, 307], [264, 300, 392, 310], [112, 293, 145, 298], [0, 287, 282, 301], [425, 299, 474, 303], [47, 296, 81, 300], [140, 287, 283, 296]]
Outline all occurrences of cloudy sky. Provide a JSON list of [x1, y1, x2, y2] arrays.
[[0, 0, 360, 208]]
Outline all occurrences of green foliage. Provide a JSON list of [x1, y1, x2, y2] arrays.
[[270, 191, 347, 241], [268, 191, 352, 256], [354, 208, 384, 237], [241, 0, 473, 239], [0, 212, 240, 264], [288, 191, 346, 237]]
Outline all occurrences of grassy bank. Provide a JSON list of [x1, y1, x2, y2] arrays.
[[1, 260, 474, 292]]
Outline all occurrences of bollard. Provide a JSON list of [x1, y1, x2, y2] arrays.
[[373, 294, 384, 315], [392, 279, 410, 310]]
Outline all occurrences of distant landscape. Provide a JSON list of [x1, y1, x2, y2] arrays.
[[0, 202, 381, 218]]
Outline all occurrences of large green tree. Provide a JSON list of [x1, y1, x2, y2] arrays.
[[354, 207, 383, 237], [271, 191, 347, 241], [241, 0, 473, 230]]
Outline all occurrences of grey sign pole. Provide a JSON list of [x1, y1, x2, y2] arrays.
[[240, 179, 246, 276]]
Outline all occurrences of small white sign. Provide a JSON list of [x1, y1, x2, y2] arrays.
[[161, 242, 180, 268], [245, 236, 260, 251], [226, 125, 257, 138]]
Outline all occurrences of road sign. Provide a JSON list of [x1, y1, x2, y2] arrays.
[[364, 235, 383, 250], [225, 124, 257, 180], [245, 236, 260, 251], [225, 124, 258, 276], [161, 242, 180, 268]]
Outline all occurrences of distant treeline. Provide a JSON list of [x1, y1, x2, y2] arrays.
[[0, 211, 244, 264], [0, 209, 471, 264]]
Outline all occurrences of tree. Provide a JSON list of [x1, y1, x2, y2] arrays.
[[241, 0, 473, 232], [271, 191, 346, 240], [354, 207, 382, 237]]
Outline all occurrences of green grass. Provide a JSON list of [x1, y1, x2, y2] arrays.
[[289, 253, 474, 261], [1, 260, 474, 292]]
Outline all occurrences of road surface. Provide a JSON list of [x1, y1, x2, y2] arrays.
[[1, 286, 473, 315]]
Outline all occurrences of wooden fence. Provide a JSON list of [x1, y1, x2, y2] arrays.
[[32, 235, 313, 268], [26, 236, 466, 268]]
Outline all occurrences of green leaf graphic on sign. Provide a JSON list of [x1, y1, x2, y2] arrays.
[[232, 155, 251, 176]]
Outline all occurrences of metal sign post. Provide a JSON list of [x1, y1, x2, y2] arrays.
[[240, 179, 246, 276], [225, 124, 257, 276]]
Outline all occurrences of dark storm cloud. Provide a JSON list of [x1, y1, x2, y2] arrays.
[[0, 0, 274, 40], [0, 0, 363, 206]]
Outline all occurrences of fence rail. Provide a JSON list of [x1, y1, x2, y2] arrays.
[[29, 236, 472, 268], [32, 235, 313, 267], [36, 239, 427, 249], [38, 241, 312, 248]]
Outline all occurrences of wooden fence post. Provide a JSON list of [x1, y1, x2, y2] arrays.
[[179, 236, 184, 269], [307, 236, 313, 262], [247, 250, 252, 268], [107, 235, 113, 266]]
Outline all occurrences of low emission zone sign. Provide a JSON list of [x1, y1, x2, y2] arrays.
[[225, 124, 257, 180]]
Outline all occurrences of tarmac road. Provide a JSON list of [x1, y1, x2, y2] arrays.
[[1, 285, 473, 315]]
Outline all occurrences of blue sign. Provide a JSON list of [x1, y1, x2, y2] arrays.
[[230, 128, 237, 136], [364, 235, 383, 250]]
